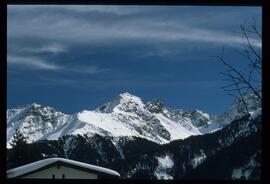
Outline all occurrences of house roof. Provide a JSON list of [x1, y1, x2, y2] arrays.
[[7, 157, 120, 178]]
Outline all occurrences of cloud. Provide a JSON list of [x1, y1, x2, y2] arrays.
[[8, 5, 261, 49], [66, 66, 109, 74], [8, 55, 61, 70], [8, 5, 143, 15], [59, 5, 142, 15], [23, 43, 67, 54], [8, 55, 106, 74]]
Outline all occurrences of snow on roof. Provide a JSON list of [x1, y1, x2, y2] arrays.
[[7, 157, 120, 178]]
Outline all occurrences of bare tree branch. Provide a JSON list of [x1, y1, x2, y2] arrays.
[[218, 55, 261, 102], [218, 20, 261, 117]]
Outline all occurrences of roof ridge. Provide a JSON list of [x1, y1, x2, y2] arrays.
[[7, 157, 120, 178]]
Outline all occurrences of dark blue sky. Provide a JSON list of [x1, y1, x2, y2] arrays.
[[7, 5, 261, 115]]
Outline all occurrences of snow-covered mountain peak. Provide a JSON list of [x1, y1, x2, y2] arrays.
[[97, 92, 145, 113], [198, 91, 261, 134], [214, 91, 261, 126], [118, 92, 136, 99], [24, 103, 65, 118], [7, 91, 261, 147], [117, 92, 144, 108], [6, 103, 71, 147]]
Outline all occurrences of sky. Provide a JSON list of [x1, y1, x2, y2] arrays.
[[7, 5, 262, 115]]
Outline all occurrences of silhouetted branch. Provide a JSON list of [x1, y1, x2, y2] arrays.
[[219, 20, 262, 117]]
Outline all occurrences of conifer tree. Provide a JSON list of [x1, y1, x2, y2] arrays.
[[9, 129, 29, 168], [10, 129, 27, 148]]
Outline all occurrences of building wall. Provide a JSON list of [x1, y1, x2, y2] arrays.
[[21, 165, 98, 179]]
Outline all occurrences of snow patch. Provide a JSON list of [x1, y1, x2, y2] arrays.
[[232, 152, 260, 180], [154, 154, 174, 180], [195, 110, 210, 119], [191, 150, 207, 168]]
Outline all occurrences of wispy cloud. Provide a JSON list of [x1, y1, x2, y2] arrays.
[[66, 66, 109, 74], [8, 5, 261, 49], [59, 5, 142, 15], [21, 43, 67, 55], [8, 5, 143, 15], [8, 55, 107, 74], [8, 55, 61, 70]]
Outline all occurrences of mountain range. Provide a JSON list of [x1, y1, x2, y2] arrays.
[[6, 92, 261, 179]]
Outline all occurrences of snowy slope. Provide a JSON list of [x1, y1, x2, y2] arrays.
[[74, 92, 203, 144], [6, 92, 261, 147]]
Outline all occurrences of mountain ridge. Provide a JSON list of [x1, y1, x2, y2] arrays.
[[7, 92, 261, 148], [7, 92, 261, 179]]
